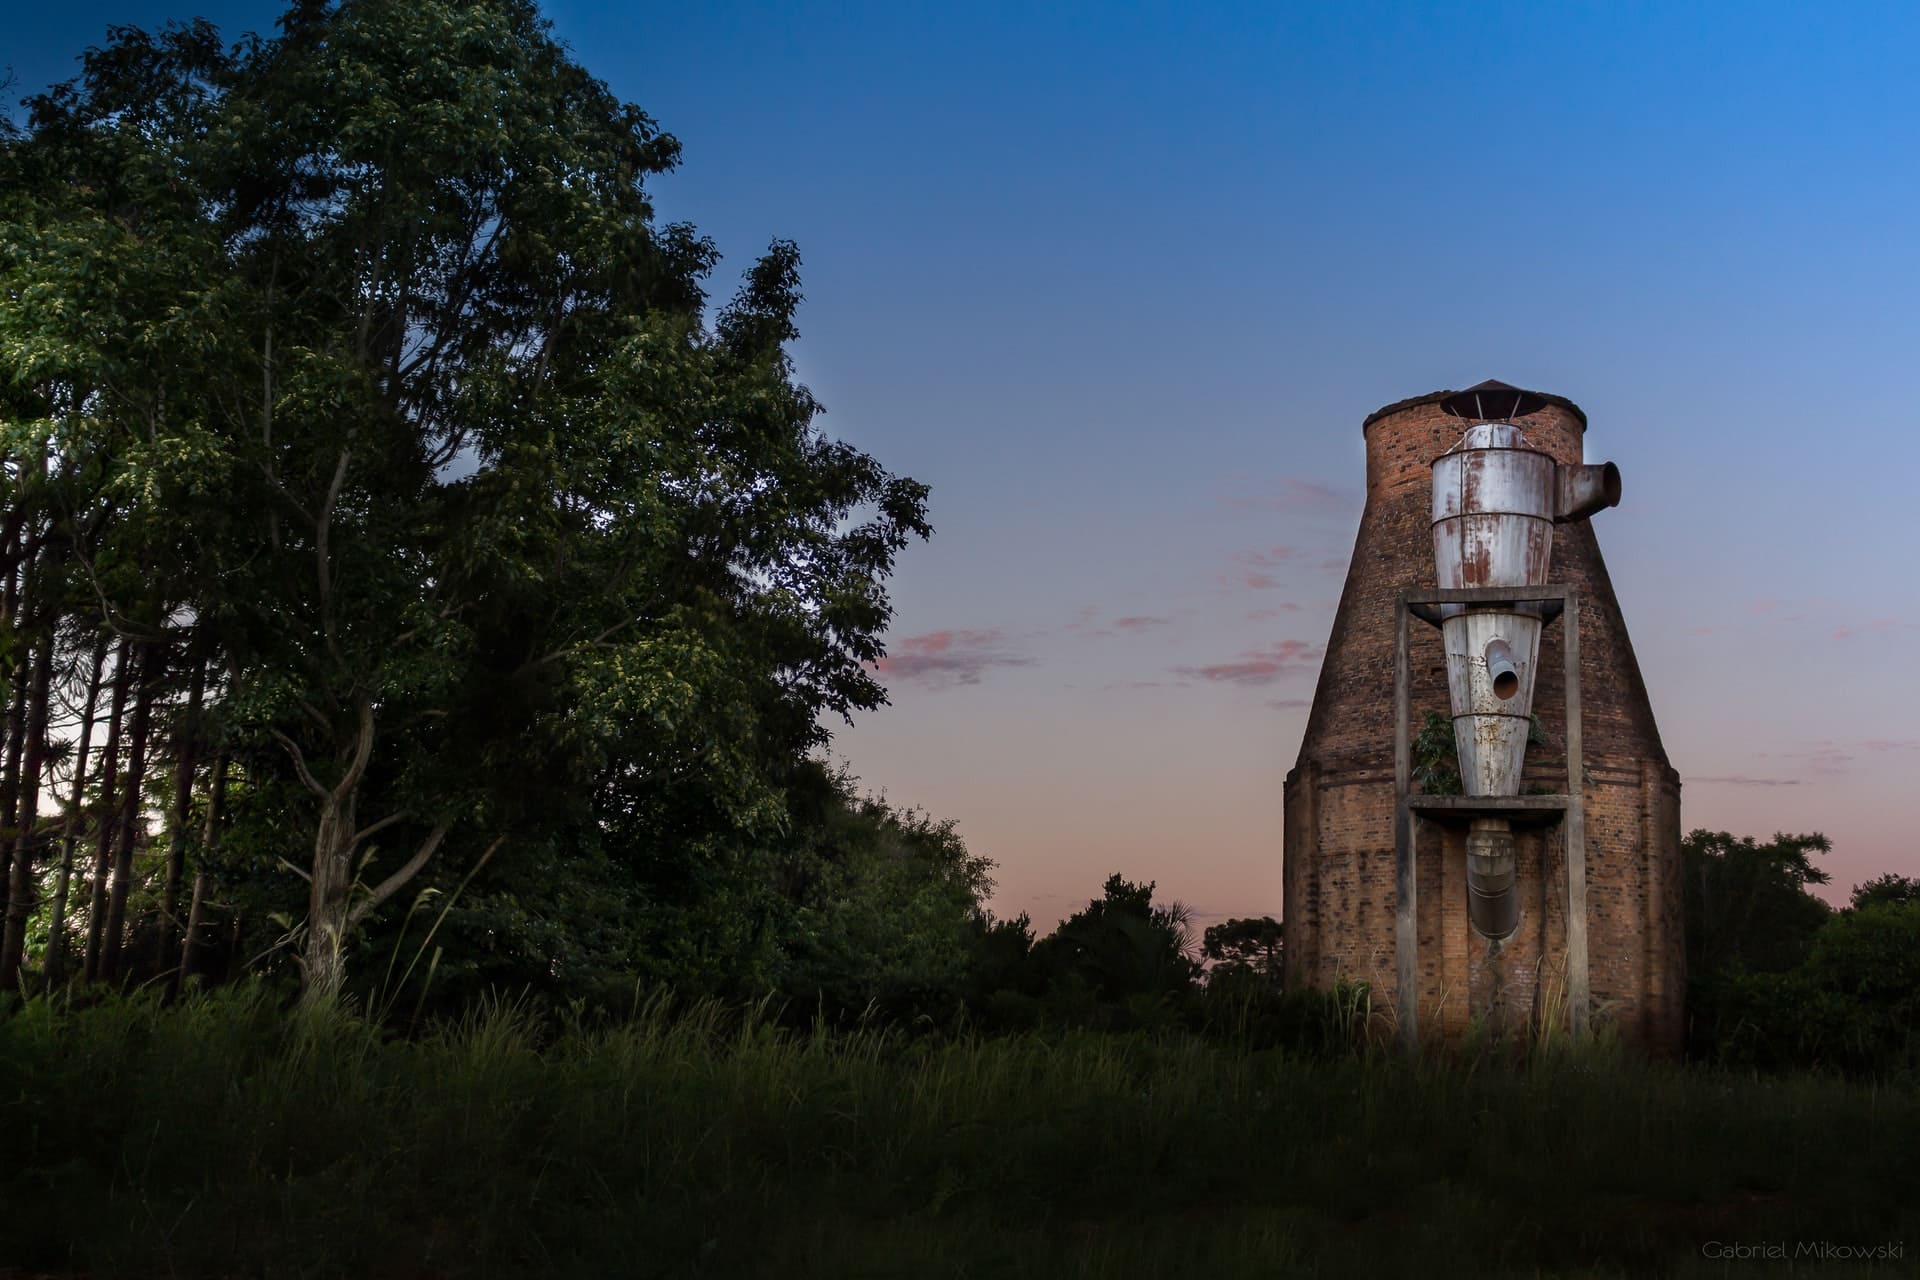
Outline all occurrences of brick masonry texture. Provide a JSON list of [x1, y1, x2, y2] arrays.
[[1282, 392, 1685, 1053]]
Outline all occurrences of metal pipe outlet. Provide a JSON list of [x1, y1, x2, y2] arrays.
[[1484, 637, 1519, 701], [1555, 462, 1622, 524], [1466, 818, 1519, 942]]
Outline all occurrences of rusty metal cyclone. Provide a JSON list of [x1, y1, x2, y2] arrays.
[[1429, 420, 1621, 941]]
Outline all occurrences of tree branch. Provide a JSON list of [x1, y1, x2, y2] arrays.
[[353, 810, 410, 845], [332, 695, 375, 806], [294, 696, 332, 735], [520, 614, 646, 676], [255, 461, 315, 527], [347, 824, 484, 929], [316, 447, 351, 664], [269, 729, 328, 799]]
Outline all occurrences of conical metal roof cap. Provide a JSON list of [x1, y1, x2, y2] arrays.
[[1361, 382, 1587, 432], [1440, 380, 1551, 422]]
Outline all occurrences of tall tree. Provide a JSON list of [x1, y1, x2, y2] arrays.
[[176, 750, 228, 994], [1683, 829, 1834, 979], [43, 638, 106, 987], [1030, 874, 1201, 1008], [153, 650, 207, 975], [1202, 916, 1284, 986], [80, 641, 132, 983], [99, 642, 157, 982], [0, 528, 58, 985], [5, 1, 929, 1005]]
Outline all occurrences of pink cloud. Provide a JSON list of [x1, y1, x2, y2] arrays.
[[1266, 697, 1310, 710], [1064, 606, 1102, 634], [1246, 605, 1302, 621], [1221, 476, 1354, 513], [1692, 775, 1805, 787], [1741, 598, 1806, 621], [1746, 738, 1920, 777], [1175, 640, 1323, 686], [1216, 548, 1301, 592], [1751, 744, 1853, 777], [1112, 615, 1170, 631], [872, 628, 1029, 687], [1831, 618, 1906, 641]]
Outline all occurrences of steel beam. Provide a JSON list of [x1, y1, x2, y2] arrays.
[[1564, 589, 1589, 1040], [1393, 591, 1417, 1055]]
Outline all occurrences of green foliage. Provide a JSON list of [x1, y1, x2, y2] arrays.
[[3, 989, 1915, 1277], [1192, 919, 1371, 1062], [1682, 829, 1833, 1061], [1411, 710, 1461, 795], [1, 0, 930, 1000], [1713, 902, 1920, 1074], [1192, 973, 1371, 1058], [1851, 873, 1920, 910], [1025, 874, 1200, 1025], [1202, 915, 1283, 985], [1416, 711, 1570, 796], [1683, 829, 1834, 979], [301, 759, 998, 1029], [1680, 829, 1920, 1076], [771, 761, 995, 1023]]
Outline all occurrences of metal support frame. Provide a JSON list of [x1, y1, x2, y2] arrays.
[[1392, 585, 1587, 1054]]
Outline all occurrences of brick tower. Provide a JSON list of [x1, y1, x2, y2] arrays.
[[1282, 384, 1684, 1052]]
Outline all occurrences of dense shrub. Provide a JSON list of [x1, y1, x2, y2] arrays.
[[1714, 902, 1920, 1075]]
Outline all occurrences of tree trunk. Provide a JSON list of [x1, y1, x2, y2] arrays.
[[296, 818, 456, 1011], [176, 753, 226, 997], [179, 870, 210, 996], [83, 639, 133, 982], [0, 551, 22, 836], [100, 643, 157, 984], [0, 611, 28, 934], [299, 792, 359, 1011], [0, 615, 56, 987], [154, 654, 207, 976], [286, 697, 449, 1011], [45, 640, 108, 989]]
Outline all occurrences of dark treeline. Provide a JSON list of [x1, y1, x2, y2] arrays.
[[1683, 832, 1919, 1074]]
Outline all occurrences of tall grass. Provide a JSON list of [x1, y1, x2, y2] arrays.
[[1, 986, 1914, 1277]]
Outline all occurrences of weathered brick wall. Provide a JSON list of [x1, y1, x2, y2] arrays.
[[1283, 391, 1685, 1053]]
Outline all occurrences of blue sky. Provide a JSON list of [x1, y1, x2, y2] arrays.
[[9, 1, 1918, 924]]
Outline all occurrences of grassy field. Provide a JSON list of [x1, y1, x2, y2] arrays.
[[1, 988, 1914, 1278]]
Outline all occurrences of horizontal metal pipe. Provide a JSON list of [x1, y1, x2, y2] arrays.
[[1555, 462, 1621, 524]]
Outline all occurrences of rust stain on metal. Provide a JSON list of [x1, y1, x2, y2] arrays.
[[1524, 519, 1552, 582], [1465, 526, 1491, 587]]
